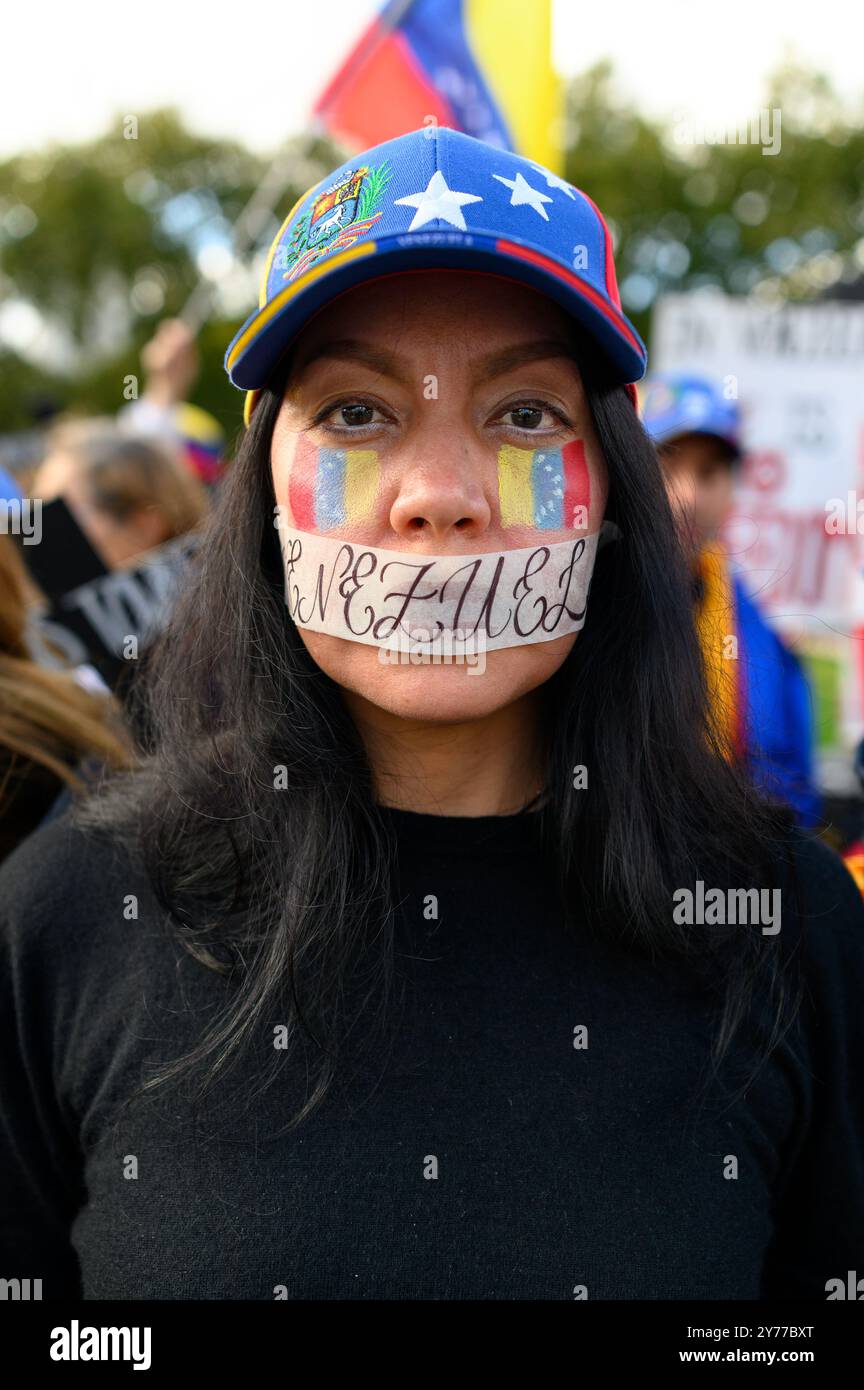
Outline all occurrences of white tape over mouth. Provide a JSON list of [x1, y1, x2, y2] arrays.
[[276, 516, 616, 653]]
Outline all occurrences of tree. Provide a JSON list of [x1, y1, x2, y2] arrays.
[[0, 109, 341, 430], [563, 59, 864, 346], [1, 65, 861, 434]]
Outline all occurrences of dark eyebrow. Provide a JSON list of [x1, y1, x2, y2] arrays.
[[473, 339, 577, 383], [292, 339, 414, 387], [291, 337, 577, 388]]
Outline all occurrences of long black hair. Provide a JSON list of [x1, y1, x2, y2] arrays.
[[81, 331, 802, 1128]]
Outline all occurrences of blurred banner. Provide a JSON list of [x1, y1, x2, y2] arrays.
[[654, 291, 864, 792], [312, 0, 562, 173], [17, 498, 200, 691]]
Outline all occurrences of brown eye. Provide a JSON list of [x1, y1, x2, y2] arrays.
[[339, 403, 375, 427], [509, 406, 545, 430]]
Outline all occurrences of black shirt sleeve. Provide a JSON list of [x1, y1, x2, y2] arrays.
[[761, 831, 864, 1297]]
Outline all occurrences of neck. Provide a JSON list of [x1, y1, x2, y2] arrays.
[[342, 688, 546, 817]]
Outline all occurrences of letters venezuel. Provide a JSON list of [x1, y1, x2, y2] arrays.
[[275, 514, 603, 653]]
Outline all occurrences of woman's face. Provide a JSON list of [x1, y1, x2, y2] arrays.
[[270, 271, 608, 723]]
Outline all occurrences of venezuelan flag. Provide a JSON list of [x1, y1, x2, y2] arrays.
[[173, 401, 225, 484], [498, 440, 590, 530], [289, 447, 381, 529], [843, 847, 864, 897], [312, 0, 562, 174]]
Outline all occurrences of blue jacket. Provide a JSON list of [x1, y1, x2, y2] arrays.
[[733, 575, 821, 828]]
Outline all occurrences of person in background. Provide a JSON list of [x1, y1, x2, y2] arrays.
[[0, 536, 130, 862], [839, 737, 864, 894], [640, 372, 821, 828], [32, 418, 210, 569], [118, 318, 227, 485]]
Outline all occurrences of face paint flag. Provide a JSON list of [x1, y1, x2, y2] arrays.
[[288, 443, 381, 529], [497, 440, 590, 530], [275, 515, 606, 653]]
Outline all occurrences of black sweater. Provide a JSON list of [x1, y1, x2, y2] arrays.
[[1, 805, 863, 1301]]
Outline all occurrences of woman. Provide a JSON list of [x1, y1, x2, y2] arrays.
[[0, 536, 129, 862], [1, 127, 862, 1301], [33, 417, 209, 569]]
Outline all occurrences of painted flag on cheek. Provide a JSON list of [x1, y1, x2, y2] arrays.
[[497, 440, 590, 530], [288, 446, 381, 530]]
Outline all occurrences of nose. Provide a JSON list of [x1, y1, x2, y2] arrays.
[[388, 432, 493, 543]]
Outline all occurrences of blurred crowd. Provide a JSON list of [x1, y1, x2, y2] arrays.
[[0, 318, 219, 859]]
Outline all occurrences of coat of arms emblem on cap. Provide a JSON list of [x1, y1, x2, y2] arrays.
[[275, 162, 393, 284]]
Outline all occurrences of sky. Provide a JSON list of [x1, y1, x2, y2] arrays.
[[2, 0, 860, 159]]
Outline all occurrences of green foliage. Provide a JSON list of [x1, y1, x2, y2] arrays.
[[0, 111, 343, 431], [1, 65, 861, 435], [563, 60, 864, 345]]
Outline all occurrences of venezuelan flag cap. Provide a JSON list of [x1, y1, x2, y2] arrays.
[[225, 126, 647, 424]]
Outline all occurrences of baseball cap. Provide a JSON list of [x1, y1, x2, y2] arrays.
[[0, 465, 23, 504], [638, 372, 741, 458], [225, 125, 647, 423]]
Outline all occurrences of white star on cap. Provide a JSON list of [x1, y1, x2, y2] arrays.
[[492, 172, 554, 220], [394, 170, 483, 231], [530, 164, 577, 199]]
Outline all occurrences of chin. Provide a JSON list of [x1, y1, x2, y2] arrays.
[[297, 630, 578, 722]]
